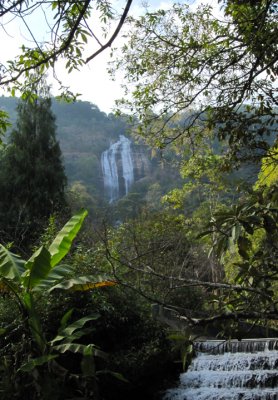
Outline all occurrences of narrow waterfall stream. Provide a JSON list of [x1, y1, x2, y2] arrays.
[[164, 339, 278, 400], [101, 135, 134, 203]]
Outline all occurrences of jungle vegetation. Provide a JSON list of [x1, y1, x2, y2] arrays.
[[0, 0, 277, 399]]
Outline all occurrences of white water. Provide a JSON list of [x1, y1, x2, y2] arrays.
[[164, 339, 278, 400], [101, 135, 134, 203]]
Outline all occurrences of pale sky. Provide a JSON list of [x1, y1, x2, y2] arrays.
[[0, 0, 220, 113]]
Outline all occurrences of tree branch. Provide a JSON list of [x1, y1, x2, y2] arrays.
[[187, 310, 278, 327], [86, 0, 133, 63], [1, 0, 91, 86]]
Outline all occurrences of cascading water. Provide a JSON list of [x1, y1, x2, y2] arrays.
[[120, 135, 134, 195], [101, 135, 134, 203], [164, 339, 278, 400]]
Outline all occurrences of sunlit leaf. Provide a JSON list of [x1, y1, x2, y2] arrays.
[[23, 246, 51, 289], [33, 264, 73, 291], [49, 275, 117, 292], [48, 210, 88, 267]]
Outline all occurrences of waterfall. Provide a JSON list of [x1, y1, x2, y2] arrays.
[[101, 135, 134, 203], [164, 339, 278, 400]]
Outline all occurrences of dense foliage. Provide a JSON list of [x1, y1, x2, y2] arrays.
[[112, 1, 277, 163], [0, 212, 173, 400], [0, 95, 182, 220], [0, 1, 277, 398], [109, 0, 278, 328]]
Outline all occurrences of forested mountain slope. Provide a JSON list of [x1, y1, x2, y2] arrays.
[[1, 95, 273, 220], [0, 96, 180, 213]]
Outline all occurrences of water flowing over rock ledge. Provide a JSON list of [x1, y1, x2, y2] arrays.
[[195, 339, 278, 354], [164, 339, 278, 400]]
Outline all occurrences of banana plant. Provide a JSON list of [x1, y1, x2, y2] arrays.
[[0, 209, 116, 376]]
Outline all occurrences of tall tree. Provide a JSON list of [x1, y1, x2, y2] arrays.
[[112, 1, 277, 165], [0, 85, 67, 249]]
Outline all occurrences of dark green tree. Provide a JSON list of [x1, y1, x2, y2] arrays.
[[0, 87, 67, 249]]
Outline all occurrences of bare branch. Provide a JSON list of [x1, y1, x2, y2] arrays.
[[86, 0, 133, 63]]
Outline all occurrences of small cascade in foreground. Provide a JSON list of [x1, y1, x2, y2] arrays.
[[164, 339, 278, 400], [101, 135, 134, 203]]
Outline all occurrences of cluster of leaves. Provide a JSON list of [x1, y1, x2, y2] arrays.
[[92, 211, 219, 316], [1, 1, 111, 93], [0, 210, 119, 399], [159, 144, 278, 329], [112, 1, 277, 164], [0, 0, 134, 143], [201, 156, 278, 321], [0, 205, 179, 399], [106, 0, 278, 333]]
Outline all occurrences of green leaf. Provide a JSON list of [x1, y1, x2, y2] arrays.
[[81, 32, 88, 43], [0, 327, 6, 335], [19, 354, 58, 372], [196, 230, 213, 239], [59, 327, 94, 343], [0, 245, 25, 282], [49, 275, 117, 292], [237, 236, 251, 260], [23, 293, 46, 351], [263, 215, 277, 234], [215, 236, 228, 257], [241, 221, 254, 235], [53, 343, 108, 360], [53, 342, 87, 354], [33, 264, 73, 291], [181, 344, 193, 371], [48, 210, 88, 267], [168, 333, 188, 341], [23, 246, 51, 290], [81, 344, 95, 377], [50, 314, 99, 344], [97, 370, 129, 383], [231, 224, 240, 242], [59, 308, 74, 332]]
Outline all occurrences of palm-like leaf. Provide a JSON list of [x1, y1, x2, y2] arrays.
[[51, 314, 99, 345], [48, 209, 88, 267], [49, 275, 117, 292], [32, 264, 74, 291], [19, 355, 59, 372], [0, 244, 25, 282], [22, 246, 52, 290], [53, 343, 107, 359]]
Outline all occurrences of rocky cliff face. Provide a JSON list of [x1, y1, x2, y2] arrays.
[[132, 148, 151, 181]]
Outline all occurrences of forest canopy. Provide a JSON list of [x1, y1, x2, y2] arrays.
[[107, 0, 278, 326], [112, 0, 277, 165], [0, 2, 277, 399]]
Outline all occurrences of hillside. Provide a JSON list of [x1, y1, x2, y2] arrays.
[[0, 96, 181, 215]]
